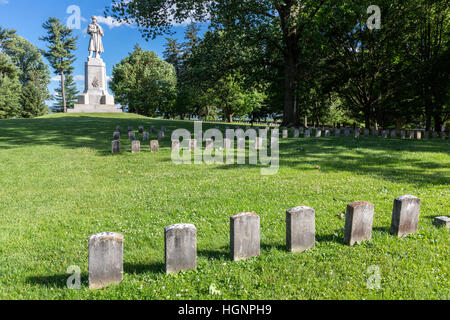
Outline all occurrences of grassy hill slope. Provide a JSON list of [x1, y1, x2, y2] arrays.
[[0, 113, 448, 299]]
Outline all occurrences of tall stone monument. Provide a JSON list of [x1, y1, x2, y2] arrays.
[[68, 17, 121, 113]]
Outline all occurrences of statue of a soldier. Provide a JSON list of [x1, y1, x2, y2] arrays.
[[87, 16, 104, 59]]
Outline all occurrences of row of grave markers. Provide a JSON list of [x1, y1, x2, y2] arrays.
[[110, 124, 447, 155], [87, 195, 449, 289], [112, 125, 166, 153], [113, 125, 447, 147], [194, 125, 447, 140], [112, 137, 266, 154], [279, 127, 448, 140], [114, 125, 166, 141], [112, 140, 160, 154]]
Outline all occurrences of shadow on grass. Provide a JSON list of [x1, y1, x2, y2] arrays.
[[197, 248, 229, 260], [1, 116, 448, 187], [207, 137, 449, 186], [373, 226, 391, 234], [283, 138, 448, 186], [124, 261, 165, 275], [0, 115, 251, 152], [26, 272, 88, 289], [27, 261, 166, 285], [261, 243, 286, 252], [199, 244, 302, 259], [315, 233, 344, 244]]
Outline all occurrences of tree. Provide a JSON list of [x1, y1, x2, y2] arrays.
[[53, 72, 78, 112], [110, 45, 177, 116], [4, 36, 51, 117], [176, 28, 269, 122], [323, 1, 408, 129], [0, 52, 21, 118], [20, 83, 48, 118], [3, 35, 50, 85], [107, 1, 449, 129], [40, 17, 77, 113], [163, 37, 187, 118], [163, 38, 183, 77], [106, 0, 330, 126], [212, 75, 246, 122], [163, 24, 203, 119], [324, 0, 449, 131], [0, 27, 17, 51], [183, 22, 201, 58], [1, 27, 51, 118], [403, 0, 450, 131]]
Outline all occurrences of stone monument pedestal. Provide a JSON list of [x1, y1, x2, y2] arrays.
[[68, 57, 121, 113]]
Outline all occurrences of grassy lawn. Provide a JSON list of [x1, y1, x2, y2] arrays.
[[0, 113, 448, 300]]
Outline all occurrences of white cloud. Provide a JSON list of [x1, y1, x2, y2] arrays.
[[172, 19, 195, 27], [0, 0, 9, 4], [93, 16, 133, 29]]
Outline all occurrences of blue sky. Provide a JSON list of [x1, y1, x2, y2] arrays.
[[0, 0, 207, 105]]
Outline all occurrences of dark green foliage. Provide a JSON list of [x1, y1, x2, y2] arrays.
[[108, 1, 449, 129], [0, 27, 50, 118], [0, 113, 448, 299], [3, 35, 51, 87], [110, 45, 177, 116], [20, 83, 48, 118], [53, 73, 78, 112], [40, 18, 77, 113], [163, 38, 183, 77], [0, 52, 21, 119]]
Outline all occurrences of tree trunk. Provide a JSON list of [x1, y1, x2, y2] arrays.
[[278, 2, 301, 127], [425, 113, 432, 131], [434, 113, 442, 133], [425, 94, 433, 131], [228, 113, 233, 123], [61, 71, 67, 113], [364, 109, 370, 129], [282, 50, 299, 127]]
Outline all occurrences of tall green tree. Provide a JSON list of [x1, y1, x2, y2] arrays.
[[324, 1, 409, 129], [0, 27, 17, 51], [163, 24, 203, 119], [3, 35, 50, 85], [20, 82, 48, 118], [183, 22, 201, 58], [53, 72, 78, 112], [179, 29, 268, 122], [40, 17, 77, 113], [5, 37, 51, 117], [163, 38, 183, 77], [324, 0, 449, 131], [1, 27, 50, 118], [110, 45, 177, 116], [403, 0, 449, 131], [0, 52, 21, 118], [106, 0, 331, 126]]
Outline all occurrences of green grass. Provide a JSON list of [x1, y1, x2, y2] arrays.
[[0, 113, 448, 300]]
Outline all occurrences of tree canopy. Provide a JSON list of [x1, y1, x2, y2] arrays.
[[0, 27, 51, 118], [40, 17, 78, 113], [105, 0, 449, 130], [110, 45, 177, 117]]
